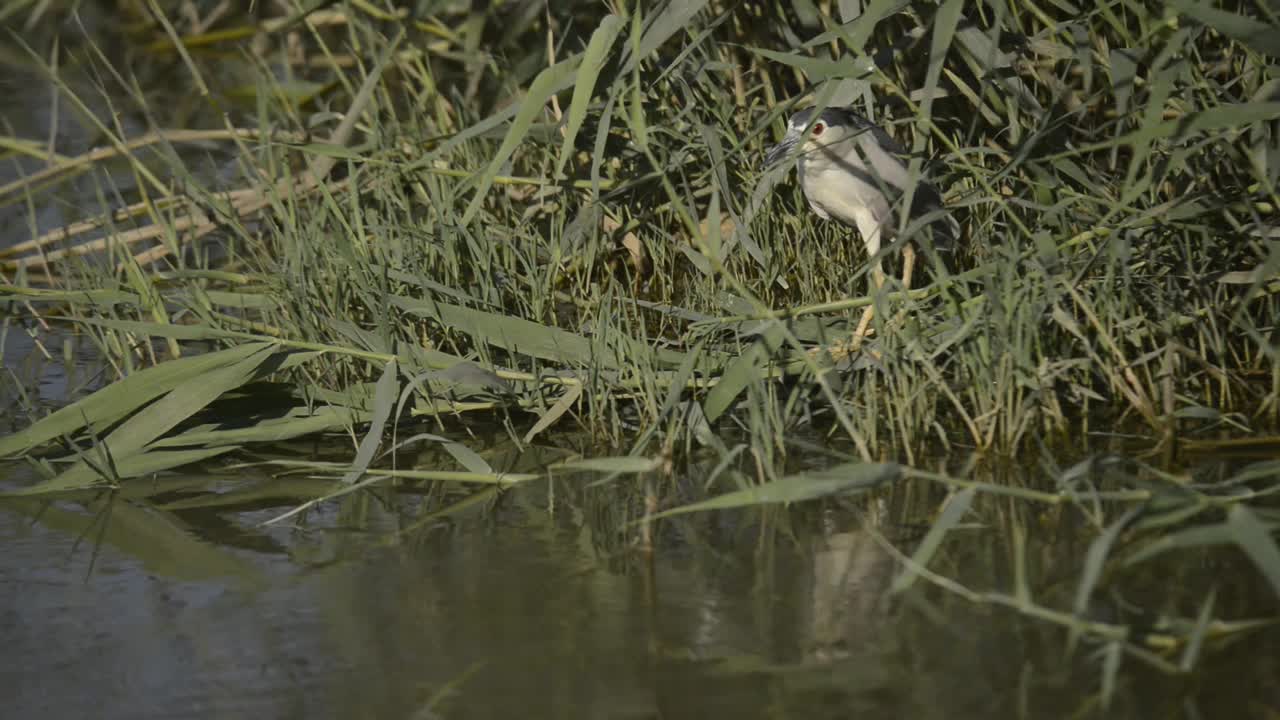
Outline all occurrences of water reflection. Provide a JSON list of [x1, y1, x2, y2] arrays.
[[0, 475, 930, 718], [805, 506, 894, 662], [5, 399, 1276, 710], [1, 457, 1276, 719]]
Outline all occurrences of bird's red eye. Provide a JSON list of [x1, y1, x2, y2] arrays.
[[812, 122, 826, 136]]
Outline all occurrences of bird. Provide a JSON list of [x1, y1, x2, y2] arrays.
[[764, 105, 958, 350]]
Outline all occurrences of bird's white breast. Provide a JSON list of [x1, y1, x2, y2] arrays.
[[798, 155, 893, 247]]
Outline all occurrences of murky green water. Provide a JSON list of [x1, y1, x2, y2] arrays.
[[3, 449, 1276, 720], [0, 467, 1061, 719]]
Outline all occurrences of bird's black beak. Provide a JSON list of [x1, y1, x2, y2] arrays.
[[763, 135, 798, 169]]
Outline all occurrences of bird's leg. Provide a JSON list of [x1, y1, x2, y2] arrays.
[[844, 222, 887, 353], [901, 244, 916, 292], [849, 242, 914, 353], [848, 263, 884, 352], [885, 243, 919, 334]]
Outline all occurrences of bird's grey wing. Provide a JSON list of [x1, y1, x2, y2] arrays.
[[854, 131, 957, 263], [865, 123, 910, 157], [856, 133, 914, 194], [910, 182, 957, 269]]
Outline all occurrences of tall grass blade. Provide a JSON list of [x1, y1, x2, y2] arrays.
[[891, 486, 974, 594], [341, 357, 399, 484], [703, 331, 779, 422], [554, 15, 624, 178], [1172, 1, 1280, 57], [523, 382, 584, 444], [9, 343, 277, 495], [648, 462, 898, 519], [1180, 588, 1217, 672], [1227, 505, 1280, 599], [1070, 507, 1142, 651], [0, 342, 273, 457], [622, 0, 710, 74], [461, 55, 583, 224], [550, 456, 661, 474]]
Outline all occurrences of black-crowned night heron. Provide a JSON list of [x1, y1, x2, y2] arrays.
[[765, 105, 958, 349]]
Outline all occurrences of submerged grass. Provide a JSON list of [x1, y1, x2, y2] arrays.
[[2, 0, 1280, 698]]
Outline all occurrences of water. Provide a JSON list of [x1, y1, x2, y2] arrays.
[[0, 470, 1056, 720], [0, 326, 1094, 719], [4, 458, 1275, 719]]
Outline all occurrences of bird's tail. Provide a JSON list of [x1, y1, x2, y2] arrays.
[[915, 211, 959, 275]]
